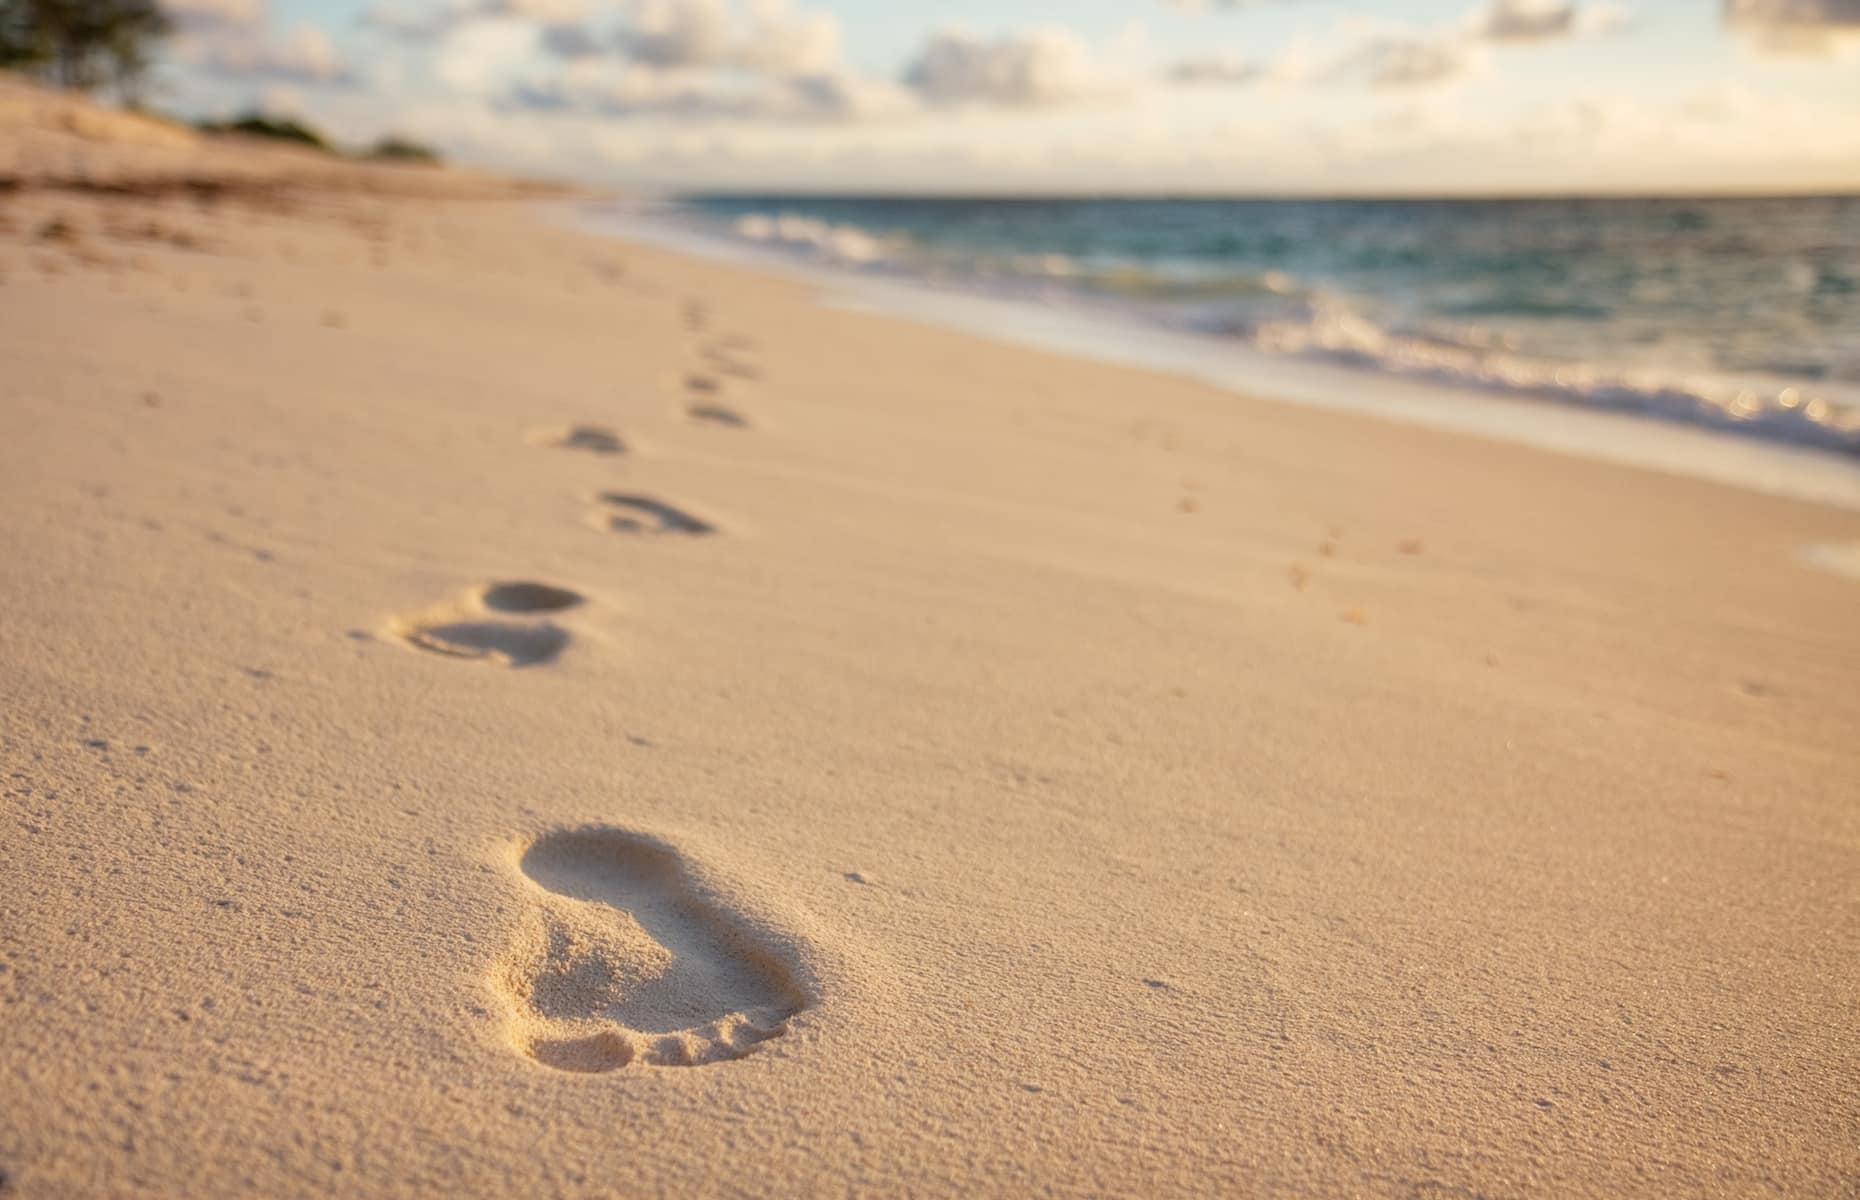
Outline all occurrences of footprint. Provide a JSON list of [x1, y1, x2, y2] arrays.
[[701, 350, 760, 381], [592, 493, 716, 536], [494, 828, 807, 1071], [688, 404, 749, 429], [400, 621, 569, 667], [531, 425, 625, 455], [390, 581, 584, 667], [481, 581, 585, 613]]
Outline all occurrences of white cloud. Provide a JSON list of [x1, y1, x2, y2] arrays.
[[1470, 0, 1629, 40], [483, 0, 589, 21], [503, 62, 905, 121], [1161, 0, 1296, 11], [164, 0, 265, 29], [1339, 33, 1485, 88], [902, 28, 1108, 107], [169, 0, 357, 86], [740, 0, 840, 76], [433, 19, 540, 92], [181, 15, 356, 85], [361, 0, 589, 40], [610, 0, 841, 76], [513, 16, 1126, 122], [619, 0, 735, 68], [1167, 53, 1262, 83], [204, 25, 353, 82], [1725, 0, 1860, 55], [1265, 0, 1626, 93], [491, 0, 859, 119], [1476, 0, 1578, 39]]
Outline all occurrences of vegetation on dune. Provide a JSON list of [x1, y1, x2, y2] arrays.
[[195, 113, 334, 152], [365, 135, 442, 166], [190, 117, 443, 166]]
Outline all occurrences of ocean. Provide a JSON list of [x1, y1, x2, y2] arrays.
[[571, 193, 1860, 511], [642, 195, 1860, 454]]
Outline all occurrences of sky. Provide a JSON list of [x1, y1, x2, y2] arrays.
[[155, 0, 1860, 194]]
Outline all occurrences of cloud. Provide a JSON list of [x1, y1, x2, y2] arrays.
[[361, 0, 589, 41], [504, 12, 1129, 122], [484, 0, 589, 20], [1470, 0, 1629, 41], [502, 64, 906, 121], [1474, 0, 1578, 39], [539, 23, 604, 58], [164, 0, 265, 30], [902, 28, 1108, 107], [596, 0, 838, 75], [1338, 33, 1484, 88], [1166, 53, 1262, 83], [432, 18, 541, 91], [1725, 0, 1860, 54], [173, 1, 357, 86], [739, 0, 840, 76], [1268, 0, 1625, 92], [619, 0, 734, 67], [188, 24, 356, 84], [1161, 0, 1296, 11]]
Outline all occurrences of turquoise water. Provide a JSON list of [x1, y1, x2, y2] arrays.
[[661, 195, 1860, 458]]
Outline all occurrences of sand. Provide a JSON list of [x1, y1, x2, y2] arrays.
[[2, 80, 1859, 1197]]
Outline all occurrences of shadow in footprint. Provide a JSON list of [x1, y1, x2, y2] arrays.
[[482, 581, 584, 613], [594, 493, 716, 536], [403, 621, 568, 667], [496, 828, 807, 1071], [534, 425, 625, 455], [688, 404, 749, 429]]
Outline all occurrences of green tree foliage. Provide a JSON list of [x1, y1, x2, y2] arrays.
[[197, 113, 335, 152], [0, 0, 171, 102], [366, 135, 441, 166]]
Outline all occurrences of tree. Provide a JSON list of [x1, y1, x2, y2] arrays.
[[0, 0, 171, 103], [0, 0, 48, 72]]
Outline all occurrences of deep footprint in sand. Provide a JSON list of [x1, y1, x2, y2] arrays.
[[531, 424, 626, 455], [494, 828, 807, 1071], [592, 493, 716, 536], [391, 581, 584, 667]]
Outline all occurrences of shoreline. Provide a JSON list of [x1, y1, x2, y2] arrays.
[[4, 105, 1860, 1198], [570, 198, 1860, 517]]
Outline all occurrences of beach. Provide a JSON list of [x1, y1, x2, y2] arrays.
[[3, 83, 1859, 1197]]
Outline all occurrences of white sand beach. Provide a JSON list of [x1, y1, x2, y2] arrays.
[[2, 80, 1859, 1197]]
